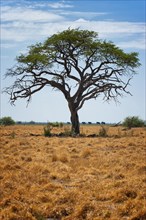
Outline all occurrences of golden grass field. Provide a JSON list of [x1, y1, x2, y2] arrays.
[[0, 125, 146, 220]]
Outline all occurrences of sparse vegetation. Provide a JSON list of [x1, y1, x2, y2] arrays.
[[47, 122, 64, 128], [123, 116, 145, 129], [0, 125, 145, 219], [43, 123, 52, 137], [44, 122, 64, 137], [98, 125, 109, 137]]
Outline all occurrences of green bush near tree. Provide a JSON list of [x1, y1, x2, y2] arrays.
[[48, 122, 63, 128], [122, 116, 144, 129], [0, 116, 15, 126]]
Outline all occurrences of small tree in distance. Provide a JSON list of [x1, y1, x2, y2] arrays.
[[0, 116, 15, 126], [4, 29, 140, 135], [123, 116, 144, 129]]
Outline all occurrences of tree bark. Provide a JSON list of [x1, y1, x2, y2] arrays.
[[68, 101, 80, 135], [70, 111, 80, 135]]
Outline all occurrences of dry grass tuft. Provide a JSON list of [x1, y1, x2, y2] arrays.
[[81, 147, 91, 158], [52, 151, 70, 163], [131, 210, 146, 220]]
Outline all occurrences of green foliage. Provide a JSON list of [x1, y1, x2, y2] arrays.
[[0, 116, 15, 126], [43, 122, 64, 137], [43, 28, 140, 69], [17, 43, 50, 69], [14, 28, 140, 74], [48, 122, 64, 128], [123, 116, 144, 129]]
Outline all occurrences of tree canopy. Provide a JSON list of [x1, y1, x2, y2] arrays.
[[4, 28, 140, 135], [0, 116, 15, 126]]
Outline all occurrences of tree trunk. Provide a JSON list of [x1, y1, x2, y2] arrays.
[[70, 111, 80, 135], [68, 101, 80, 135]]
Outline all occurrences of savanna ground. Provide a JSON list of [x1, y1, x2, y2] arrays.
[[0, 125, 146, 220]]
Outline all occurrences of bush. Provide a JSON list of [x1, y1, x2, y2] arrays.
[[43, 122, 64, 137], [98, 126, 108, 137], [0, 116, 15, 126], [123, 116, 144, 129], [44, 123, 52, 137], [47, 122, 64, 128]]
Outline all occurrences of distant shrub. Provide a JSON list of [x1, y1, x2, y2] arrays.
[[58, 126, 77, 137], [44, 123, 52, 137], [28, 120, 35, 124], [0, 116, 15, 126], [47, 122, 64, 128], [98, 126, 108, 137], [63, 126, 73, 136], [44, 122, 64, 137], [123, 116, 144, 129]]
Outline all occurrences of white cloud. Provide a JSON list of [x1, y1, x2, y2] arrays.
[[1, 19, 145, 49], [60, 11, 107, 19], [118, 39, 146, 50], [1, 6, 12, 12], [1, 6, 64, 22], [1, 28, 34, 42], [48, 1, 73, 9], [71, 20, 145, 34], [1, 3, 145, 50]]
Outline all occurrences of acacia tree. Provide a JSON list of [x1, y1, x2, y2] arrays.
[[4, 29, 140, 135]]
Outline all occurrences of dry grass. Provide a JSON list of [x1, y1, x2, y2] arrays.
[[0, 125, 146, 220]]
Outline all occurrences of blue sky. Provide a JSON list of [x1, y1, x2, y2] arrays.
[[1, 0, 145, 123]]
